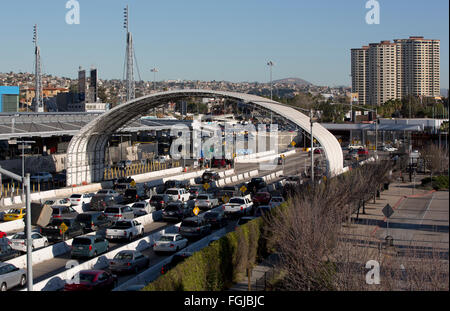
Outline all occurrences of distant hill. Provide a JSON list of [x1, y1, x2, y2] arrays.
[[272, 77, 313, 86]]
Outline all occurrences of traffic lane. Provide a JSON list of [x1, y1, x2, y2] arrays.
[[28, 220, 172, 285], [113, 217, 240, 287]]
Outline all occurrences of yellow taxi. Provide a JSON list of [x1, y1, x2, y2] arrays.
[[2, 208, 26, 222]]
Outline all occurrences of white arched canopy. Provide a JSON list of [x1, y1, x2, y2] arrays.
[[66, 89, 344, 186]]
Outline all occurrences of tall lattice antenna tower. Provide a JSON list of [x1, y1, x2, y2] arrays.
[[33, 24, 44, 112], [123, 5, 135, 102]]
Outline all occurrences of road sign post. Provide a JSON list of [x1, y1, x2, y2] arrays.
[[382, 204, 395, 245]]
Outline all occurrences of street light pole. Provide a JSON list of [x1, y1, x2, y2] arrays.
[[267, 61, 274, 101], [25, 173, 32, 291]]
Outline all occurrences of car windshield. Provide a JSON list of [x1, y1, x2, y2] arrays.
[[78, 272, 96, 283], [111, 221, 131, 229], [8, 209, 22, 214], [51, 208, 61, 215], [125, 189, 136, 195], [197, 195, 209, 200], [70, 194, 82, 198], [97, 190, 108, 194], [229, 198, 245, 204], [76, 214, 93, 221], [204, 212, 219, 219], [151, 196, 164, 201], [114, 252, 133, 260], [104, 207, 120, 214], [50, 219, 71, 226], [165, 205, 180, 212], [159, 236, 175, 242], [166, 190, 179, 195], [12, 233, 26, 240], [73, 238, 91, 245], [132, 203, 145, 208], [181, 220, 199, 227]]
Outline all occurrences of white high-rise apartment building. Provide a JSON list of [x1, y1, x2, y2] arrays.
[[351, 36, 440, 107]]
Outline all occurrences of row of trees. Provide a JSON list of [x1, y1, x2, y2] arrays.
[[265, 161, 448, 290], [379, 96, 448, 119]]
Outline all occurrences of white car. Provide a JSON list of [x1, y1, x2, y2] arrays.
[[69, 193, 94, 207], [153, 233, 188, 253], [105, 219, 144, 241], [269, 196, 285, 209], [10, 232, 49, 252], [223, 195, 253, 216], [165, 188, 190, 202], [131, 201, 154, 217], [348, 145, 364, 151], [43, 198, 71, 208], [383, 146, 398, 152], [195, 194, 219, 211]]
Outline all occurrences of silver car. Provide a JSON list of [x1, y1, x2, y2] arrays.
[[103, 205, 134, 221], [0, 262, 26, 291]]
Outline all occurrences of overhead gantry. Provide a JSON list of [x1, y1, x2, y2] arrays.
[[66, 89, 344, 186]]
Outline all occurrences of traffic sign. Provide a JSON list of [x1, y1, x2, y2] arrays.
[[60, 222, 68, 234], [382, 204, 394, 218], [130, 180, 136, 187], [240, 185, 247, 193], [222, 195, 230, 203], [290, 141, 296, 147], [203, 183, 210, 190], [193, 206, 200, 216]]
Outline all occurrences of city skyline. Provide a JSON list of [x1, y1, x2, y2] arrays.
[[0, 0, 448, 88]]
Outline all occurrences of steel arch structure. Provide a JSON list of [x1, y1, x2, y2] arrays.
[[66, 89, 344, 186]]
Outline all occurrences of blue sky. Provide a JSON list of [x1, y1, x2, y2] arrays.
[[0, 0, 448, 88]]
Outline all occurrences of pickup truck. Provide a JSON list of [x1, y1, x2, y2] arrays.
[[223, 195, 253, 217], [165, 188, 190, 202], [40, 218, 84, 242], [105, 220, 144, 242]]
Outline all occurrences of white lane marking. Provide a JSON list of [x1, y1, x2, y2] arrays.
[[420, 193, 435, 226]]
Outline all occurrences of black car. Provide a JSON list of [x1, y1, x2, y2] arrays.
[[40, 218, 84, 242], [179, 217, 212, 239], [163, 180, 189, 192], [123, 187, 149, 204], [160, 252, 192, 275], [247, 178, 267, 193], [149, 194, 171, 211], [90, 191, 123, 211], [201, 171, 220, 184], [162, 202, 192, 222], [75, 212, 114, 233], [0, 240, 21, 261], [203, 211, 228, 229], [188, 187, 201, 200]]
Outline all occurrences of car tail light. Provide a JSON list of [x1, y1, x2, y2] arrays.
[[110, 261, 115, 265], [206, 200, 210, 203], [54, 215, 61, 218], [60, 229, 63, 234], [196, 228, 200, 231], [222, 206, 225, 210], [91, 222, 95, 228], [169, 244, 174, 248], [114, 214, 122, 218], [240, 206, 243, 211], [127, 262, 131, 266], [178, 195, 180, 200], [160, 201, 164, 204], [161, 266, 165, 274], [89, 245, 92, 251], [77, 199, 81, 202]]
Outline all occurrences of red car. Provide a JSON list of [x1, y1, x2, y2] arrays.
[[64, 270, 117, 291], [212, 158, 226, 168], [357, 148, 369, 156], [313, 148, 323, 154], [252, 192, 271, 206]]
